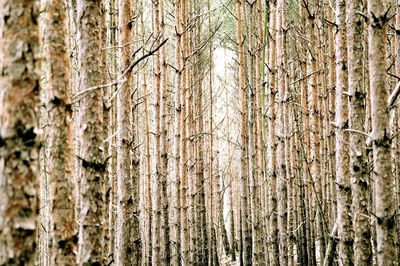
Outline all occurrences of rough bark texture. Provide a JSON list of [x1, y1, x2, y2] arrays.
[[141, 5, 153, 264], [44, 0, 77, 264], [253, 0, 265, 263], [159, 0, 171, 263], [236, 1, 252, 264], [246, 2, 258, 264], [335, 0, 354, 264], [276, 0, 287, 264], [208, 3, 217, 263], [394, 4, 400, 263], [106, 0, 118, 261], [326, 1, 337, 230], [172, 0, 182, 265], [0, 0, 40, 264], [298, 3, 312, 264], [267, 1, 279, 265], [76, 0, 106, 264], [180, 0, 190, 263], [116, 0, 140, 264], [152, 0, 162, 263], [193, 3, 208, 262], [368, 0, 398, 264], [346, 0, 372, 264], [308, 3, 325, 261]]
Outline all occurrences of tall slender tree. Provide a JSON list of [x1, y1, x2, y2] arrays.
[[116, 0, 141, 264], [44, 0, 77, 264], [142, 3, 153, 263], [368, 0, 398, 264], [180, 0, 190, 263], [192, 1, 208, 262], [172, 0, 183, 265], [346, 0, 372, 264], [335, 0, 353, 264], [159, 0, 170, 263], [76, 0, 106, 264], [253, 0, 265, 263], [276, 0, 288, 264], [267, 1, 279, 264], [236, 0, 252, 264], [152, 0, 162, 264]]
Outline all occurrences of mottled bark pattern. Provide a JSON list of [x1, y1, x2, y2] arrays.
[[171, 0, 182, 264], [152, 0, 162, 264], [253, 0, 265, 263], [236, 0, 252, 264], [335, 0, 354, 264], [276, 0, 288, 264], [346, 0, 372, 264], [44, 0, 77, 264], [267, 1, 279, 265], [116, 0, 140, 264], [159, 0, 171, 262], [192, 2, 208, 262], [308, 2, 324, 261], [76, 0, 106, 264], [180, 0, 190, 263], [368, 0, 398, 264], [0, 0, 40, 264]]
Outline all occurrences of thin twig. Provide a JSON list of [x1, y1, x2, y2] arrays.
[[345, 128, 370, 138], [73, 79, 127, 104], [388, 81, 400, 108], [290, 69, 320, 85]]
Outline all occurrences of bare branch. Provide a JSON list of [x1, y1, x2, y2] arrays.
[[73, 38, 169, 102], [388, 81, 400, 108]]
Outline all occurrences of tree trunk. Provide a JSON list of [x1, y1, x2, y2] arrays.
[[141, 3, 153, 262], [116, 0, 140, 264], [0, 0, 40, 264], [346, 0, 372, 264], [193, 4, 208, 262], [44, 0, 77, 264], [76, 0, 106, 264], [172, 0, 182, 265], [267, 1, 279, 265], [236, 0, 252, 264], [105, 0, 117, 262], [298, 3, 312, 264], [159, 0, 171, 263], [326, 1, 337, 228], [152, 0, 162, 264], [368, 0, 398, 264], [394, 3, 400, 262], [276, 0, 288, 264], [308, 2, 325, 261], [335, 0, 353, 264], [180, 0, 190, 263], [254, 0, 265, 263]]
